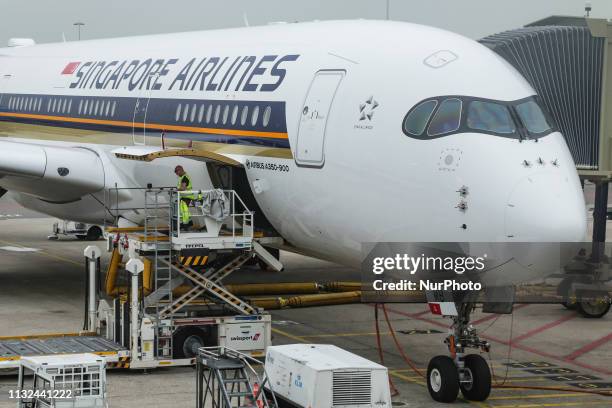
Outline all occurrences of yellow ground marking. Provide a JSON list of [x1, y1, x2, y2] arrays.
[[271, 328, 308, 343], [0, 239, 82, 266], [488, 393, 588, 401], [300, 331, 392, 338], [388, 370, 426, 386]]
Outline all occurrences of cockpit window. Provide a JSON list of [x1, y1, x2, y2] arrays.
[[467, 101, 516, 134], [402, 95, 555, 140], [427, 98, 462, 136], [403, 100, 437, 136], [515, 100, 551, 134]]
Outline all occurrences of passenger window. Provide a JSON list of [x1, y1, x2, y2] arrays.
[[251, 105, 260, 127], [222, 105, 229, 125], [515, 100, 551, 134], [404, 100, 438, 136], [206, 105, 213, 124], [175, 104, 182, 122], [183, 104, 189, 122], [428, 98, 462, 136], [231, 105, 238, 125], [190, 103, 196, 122], [240, 106, 248, 126], [467, 101, 515, 134], [67, 100, 72, 114], [198, 105, 205, 123], [262, 106, 272, 127], [111, 101, 117, 117], [214, 105, 220, 124]]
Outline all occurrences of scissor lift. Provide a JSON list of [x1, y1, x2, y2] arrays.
[[96, 187, 276, 369]]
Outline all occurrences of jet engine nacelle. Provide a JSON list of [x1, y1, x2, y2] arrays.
[[0, 141, 105, 201]]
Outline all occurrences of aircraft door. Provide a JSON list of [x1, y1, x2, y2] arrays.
[[295, 70, 344, 167], [132, 97, 149, 145], [132, 73, 159, 145]]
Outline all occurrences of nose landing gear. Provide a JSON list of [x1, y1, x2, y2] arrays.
[[427, 302, 492, 403]]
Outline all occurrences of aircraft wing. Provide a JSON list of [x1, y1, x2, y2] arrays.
[[113, 147, 243, 167]]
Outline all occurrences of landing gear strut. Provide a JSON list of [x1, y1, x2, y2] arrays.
[[427, 302, 492, 403]]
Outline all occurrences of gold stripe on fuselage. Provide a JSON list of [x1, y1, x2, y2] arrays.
[[0, 120, 294, 159], [0, 112, 288, 139]]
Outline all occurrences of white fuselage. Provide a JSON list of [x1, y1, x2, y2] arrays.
[[0, 20, 587, 279]]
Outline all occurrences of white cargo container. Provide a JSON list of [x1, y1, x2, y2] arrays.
[[265, 344, 391, 407]]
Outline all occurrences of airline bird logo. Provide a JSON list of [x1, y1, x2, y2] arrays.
[[359, 96, 379, 121]]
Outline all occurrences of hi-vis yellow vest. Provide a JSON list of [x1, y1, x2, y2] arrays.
[[178, 174, 195, 200]]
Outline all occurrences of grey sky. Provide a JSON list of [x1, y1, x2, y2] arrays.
[[1, 0, 610, 45]]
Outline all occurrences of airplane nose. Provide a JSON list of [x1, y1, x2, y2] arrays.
[[505, 172, 587, 241]]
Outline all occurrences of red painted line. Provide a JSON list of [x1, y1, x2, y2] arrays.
[[564, 332, 612, 361], [412, 309, 432, 318], [380, 306, 612, 376], [510, 313, 577, 344], [471, 304, 530, 325]]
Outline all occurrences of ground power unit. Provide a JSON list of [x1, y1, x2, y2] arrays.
[[265, 344, 391, 407]]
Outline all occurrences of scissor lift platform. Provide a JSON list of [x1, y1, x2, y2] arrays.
[[0, 334, 128, 370]]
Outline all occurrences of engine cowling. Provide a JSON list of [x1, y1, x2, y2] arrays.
[[0, 141, 105, 201]]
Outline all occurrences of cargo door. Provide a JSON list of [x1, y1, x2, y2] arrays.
[[295, 70, 344, 168]]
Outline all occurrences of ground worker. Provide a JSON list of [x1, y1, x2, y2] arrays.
[[174, 165, 195, 229]]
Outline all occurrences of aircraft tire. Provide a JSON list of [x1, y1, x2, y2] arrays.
[[427, 355, 459, 403], [460, 354, 491, 401]]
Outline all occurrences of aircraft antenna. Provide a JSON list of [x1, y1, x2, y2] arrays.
[[242, 12, 250, 27]]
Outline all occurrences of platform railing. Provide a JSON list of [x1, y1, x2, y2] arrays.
[[172, 189, 254, 244]]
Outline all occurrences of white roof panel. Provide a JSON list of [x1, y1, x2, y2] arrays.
[[267, 344, 386, 371]]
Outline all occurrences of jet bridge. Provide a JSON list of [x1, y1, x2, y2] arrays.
[[480, 16, 612, 246]]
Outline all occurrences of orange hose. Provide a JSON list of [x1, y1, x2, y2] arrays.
[[374, 304, 400, 396]]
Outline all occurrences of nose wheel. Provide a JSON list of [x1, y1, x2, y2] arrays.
[[427, 356, 459, 402], [427, 354, 491, 402], [459, 354, 492, 401], [427, 301, 492, 403]]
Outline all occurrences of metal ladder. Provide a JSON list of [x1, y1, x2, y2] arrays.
[[197, 347, 278, 408], [157, 254, 256, 318], [144, 188, 174, 358]]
